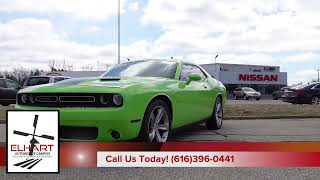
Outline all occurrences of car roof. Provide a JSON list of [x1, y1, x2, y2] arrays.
[[28, 75, 70, 78], [131, 59, 205, 68]]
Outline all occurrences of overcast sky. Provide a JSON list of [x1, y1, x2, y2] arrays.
[[0, 0, 320, 85]]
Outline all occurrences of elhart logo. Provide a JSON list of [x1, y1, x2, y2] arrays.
[[239, 74, 278, 82], [7, 111, 59, 173], [13, 115, 54, 156]]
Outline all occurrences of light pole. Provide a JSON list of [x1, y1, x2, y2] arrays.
[[117, 0, 121, 64], [214, 54, 218, 78], [316, 69, 320, 82]]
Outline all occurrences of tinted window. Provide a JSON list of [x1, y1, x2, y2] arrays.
[[54, 77, 66, 83], [6, 80, 20, 89], [26, 77, 50, 86], [180, 64, 207, 81], [243, 87, 255, 92], [0, 79, 6, 88], [313, 84, 320, 89], [102, 61, 178, 79]]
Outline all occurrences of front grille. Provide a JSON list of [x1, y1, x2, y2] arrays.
[[59, 96, 95, 102], [59, 126, 98, 140], [17, 93, 121, 108], [35, 96, 58, 102]]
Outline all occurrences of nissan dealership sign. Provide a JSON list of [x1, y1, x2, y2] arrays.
[[218, 71, 287, 85], [239, 74, 278, 82]]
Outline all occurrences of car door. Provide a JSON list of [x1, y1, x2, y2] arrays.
[[174, 63, 213, 127], [0, 79, 8, 101], [311, 84, 320, 98], [5, 79, 21, 100]]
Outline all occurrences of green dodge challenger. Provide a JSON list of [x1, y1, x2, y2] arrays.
[[16, 60, 227, 142]]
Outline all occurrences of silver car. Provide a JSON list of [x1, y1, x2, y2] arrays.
[[233, 87, 261, 100]]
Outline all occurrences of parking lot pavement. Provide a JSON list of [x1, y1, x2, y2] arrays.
[[2, 118, 320, 179], [169, 118, 320, 142], [1, 118, 319, 144], [2, 167, 320, 180]]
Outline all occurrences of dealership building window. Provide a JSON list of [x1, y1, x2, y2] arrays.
[[201, 63, 287, 94]]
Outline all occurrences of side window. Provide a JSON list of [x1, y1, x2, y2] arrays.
[[180, 64, 207, 81], [313, 84, 320, 89], [6, 79, 20, 89], [0, 79, 6, 88], [54, 77, 65, 83]]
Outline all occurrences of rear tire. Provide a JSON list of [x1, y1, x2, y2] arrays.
[[206, 97, 223, 130], [273, 94, 278, 100], [256, 98, 260, 101], [139, 99, 171, 142], [233, 94, 238, 100]]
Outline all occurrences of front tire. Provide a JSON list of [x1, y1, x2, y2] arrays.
[[206, 97, 223, 130], [311, 97, 320, 105], [139, 99, 171, 142]]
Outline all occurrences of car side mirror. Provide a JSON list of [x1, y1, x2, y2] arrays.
[[186, 73, 201, 85]]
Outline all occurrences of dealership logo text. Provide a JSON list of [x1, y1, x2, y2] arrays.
[[239, 74, 278, 82]]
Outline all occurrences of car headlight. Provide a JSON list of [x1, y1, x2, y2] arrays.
[[29, 95, 35, 104], [21, 94, 27, 104], [99, 95, 109, 105], [113, 94, 123, 106]]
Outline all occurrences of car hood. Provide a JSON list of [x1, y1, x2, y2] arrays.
[[19, 76, 172, 93]]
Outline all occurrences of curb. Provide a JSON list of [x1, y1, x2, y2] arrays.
[[225, 115, 320, 120]]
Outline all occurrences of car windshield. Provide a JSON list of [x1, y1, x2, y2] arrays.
[[243, 87, 256, 92], [293, 83, 319, 89], [26, 77, 50, 86], [102, 60, 178, 79]]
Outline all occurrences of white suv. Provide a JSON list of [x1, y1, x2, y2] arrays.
[[23, 76, 70, 88]]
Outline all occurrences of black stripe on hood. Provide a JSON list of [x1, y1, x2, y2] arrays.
[[55, 77, 95, 85]]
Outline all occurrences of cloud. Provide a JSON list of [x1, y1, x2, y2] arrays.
[[0, 18, 153, 71], [0, 0, 128, 20], [83, 25, 103, 33], [142, 0, 320, 53], [128, 1, 139, 12]]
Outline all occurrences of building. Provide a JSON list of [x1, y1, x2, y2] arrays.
[[201, 63, 287, 94]]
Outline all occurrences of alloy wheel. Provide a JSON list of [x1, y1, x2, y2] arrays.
[[148, 106, 170, 142], [312, 97, 320, 105], [215, 100, 223, 126]]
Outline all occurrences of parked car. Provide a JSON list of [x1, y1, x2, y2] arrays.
[[23, 75, 70, 88], [16, 59, 227, 142], [233, 87, 261, 100], [0, 78, 21, 106], [282, 82, 320, 105], [272, 87, 290, 100]]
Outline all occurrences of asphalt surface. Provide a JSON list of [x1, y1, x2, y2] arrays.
[[2, 118, 320, 143], [1, 100, 320, 179], [2, 167, 320, 180]]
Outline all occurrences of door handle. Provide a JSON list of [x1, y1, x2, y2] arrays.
[[203, 85, 207, 89]]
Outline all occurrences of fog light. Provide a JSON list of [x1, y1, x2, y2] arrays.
[[111, 131, 120, 140], [113, 94, 123, 106], [21, 94, 27, 104], [99, 95, 109, 105], [29, 95, 35, 104]]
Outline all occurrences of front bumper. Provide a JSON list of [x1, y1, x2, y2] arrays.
[[246, 94, 261, 98], [15, 105, 143, 142]]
